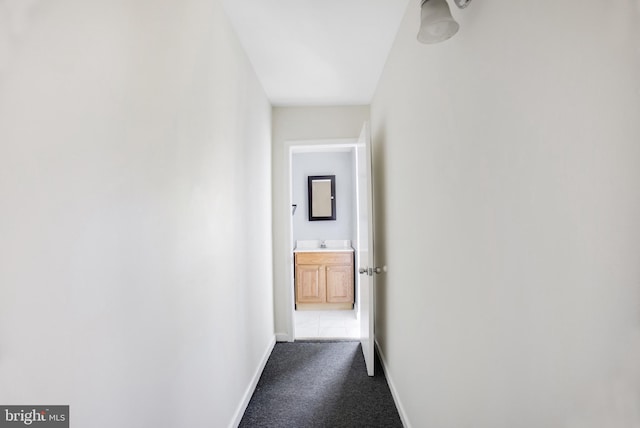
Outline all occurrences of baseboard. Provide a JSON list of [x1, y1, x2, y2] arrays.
[[229, 335, 276, 428], [375, 339, 412, 428], [275, 332, 292, 342]]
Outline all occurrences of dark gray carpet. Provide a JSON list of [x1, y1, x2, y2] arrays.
[[239, 341, 403, 428]]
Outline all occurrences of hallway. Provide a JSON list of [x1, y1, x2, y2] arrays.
[[2, 1, 640, 427], [239, 342, 402, 427]]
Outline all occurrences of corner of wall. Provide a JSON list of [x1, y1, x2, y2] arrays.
[[229, 335, 277, 428]]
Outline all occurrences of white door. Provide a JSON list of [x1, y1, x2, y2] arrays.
[[355, 122, 376, 376]]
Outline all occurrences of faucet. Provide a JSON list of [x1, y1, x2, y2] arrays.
[[320, 240, 326, 248]]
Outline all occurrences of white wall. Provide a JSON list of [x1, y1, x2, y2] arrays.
[[272, 106, 369, 339], [0, 1, 273, 427], [371, 1, 640, 427], [292, 151, 354, 243]]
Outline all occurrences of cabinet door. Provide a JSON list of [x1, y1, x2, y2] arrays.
[[326, 265, 354, 303], [295, 264, 326, 303]]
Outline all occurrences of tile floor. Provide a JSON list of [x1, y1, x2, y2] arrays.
[[294, 309, 360, 339]]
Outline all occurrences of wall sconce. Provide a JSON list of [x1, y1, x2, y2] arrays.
[[417, 0, 472, 44]]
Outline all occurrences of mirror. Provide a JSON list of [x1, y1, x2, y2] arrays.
[[308, 175, 336, 221]]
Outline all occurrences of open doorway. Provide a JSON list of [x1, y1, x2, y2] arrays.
[[287, 140, 362, 340]]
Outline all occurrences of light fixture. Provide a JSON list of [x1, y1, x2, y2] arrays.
[[417, 0, 472, 44], [453, 0, 472, 9]]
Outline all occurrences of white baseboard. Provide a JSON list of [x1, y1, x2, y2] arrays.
[[375, 339, 412, 428], [275, 332, 292, 342], [229, 335, 276, 428]]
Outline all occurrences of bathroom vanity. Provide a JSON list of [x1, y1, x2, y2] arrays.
[[294, 240, 354, 310]]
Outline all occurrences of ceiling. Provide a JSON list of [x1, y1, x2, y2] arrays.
[[222, 0, 411, 106]]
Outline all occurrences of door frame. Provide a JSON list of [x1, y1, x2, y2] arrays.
[[282, 138, 360, 341]]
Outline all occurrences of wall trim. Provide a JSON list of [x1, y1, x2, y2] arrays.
[[282, 138, 360, 343], [229, 335, 276, 428], [282, 137, 360, 342], [275, 332, 292, 342], [375, 339, 412, 428]]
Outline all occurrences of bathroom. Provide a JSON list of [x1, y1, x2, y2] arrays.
[[290, 145, 360, 339]]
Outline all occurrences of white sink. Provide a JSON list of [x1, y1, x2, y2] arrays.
[[294, 240, 353, 252]]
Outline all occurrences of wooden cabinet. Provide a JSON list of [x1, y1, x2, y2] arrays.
[[295, 264, 324, 303], [295, 251, 354, 310], [326, 265, 353, 303]]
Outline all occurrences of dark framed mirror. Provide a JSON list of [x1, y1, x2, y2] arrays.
[[308, 175, 336, 221]]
